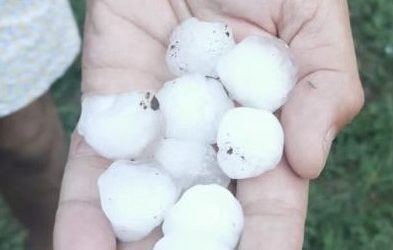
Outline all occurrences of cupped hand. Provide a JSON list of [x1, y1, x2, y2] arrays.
[[54, 0, 364, 249]]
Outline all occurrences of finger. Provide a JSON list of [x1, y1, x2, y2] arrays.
[[54, 201, 115, 250], [186, 2, 274, 42], [82, 0, 176, 95], [281, 72, 363, 179], [118, 227, 162, 250], [54, 134, 115, 250], [279, 0, 364, 178], [237, 159, 309, 250], [185, 0, 280, 38]]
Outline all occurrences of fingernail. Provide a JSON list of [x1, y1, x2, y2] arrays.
[[322, 128, 336, 165]]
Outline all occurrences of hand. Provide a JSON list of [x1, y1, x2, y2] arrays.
[[54, 0, 364, 249]]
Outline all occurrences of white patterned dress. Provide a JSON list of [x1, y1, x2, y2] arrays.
[[0, 0, 81, 117]]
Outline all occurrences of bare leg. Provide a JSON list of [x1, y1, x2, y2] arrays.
[[0, 93, 67, 250]]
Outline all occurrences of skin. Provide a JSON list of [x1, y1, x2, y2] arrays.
[[54, 0, 364, 249]]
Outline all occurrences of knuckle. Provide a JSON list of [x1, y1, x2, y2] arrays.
[[243, 197, 306, 224]]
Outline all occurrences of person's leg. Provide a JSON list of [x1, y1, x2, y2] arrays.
[[0, 93, 67, 250]]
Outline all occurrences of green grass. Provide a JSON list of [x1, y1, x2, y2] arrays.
[[304, 0, 393, 249], [1, 0, 392, 249], [0, 197, 25, 250]]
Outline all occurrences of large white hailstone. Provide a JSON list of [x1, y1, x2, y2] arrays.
[[154, 138, 230, 190], [166, 18, 235, 77], [216, 35, 297, 111], [98, 160, 179, 242], [162, 184, 243, 248], [78, 91, 162, 159], [217, 107, 284, 179], [154, 234, 231, 250], [157, 75, 234, 144]]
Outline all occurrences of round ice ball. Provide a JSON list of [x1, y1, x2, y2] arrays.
[[166, 18, 235, 77], [77, 91, 162, 159], [162, 184, 243, 248], [217, 107, 284, 179], [217, 35, 297, 111], [98, 160, 179, 242], [154, 138, 230, 190], [157, 74, 234, 144], [154, 234, 231, 250]]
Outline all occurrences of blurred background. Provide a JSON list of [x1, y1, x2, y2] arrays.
[[0, 0, 392, 249]]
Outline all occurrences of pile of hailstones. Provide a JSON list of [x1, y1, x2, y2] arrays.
[[78, 18, 296, 250]]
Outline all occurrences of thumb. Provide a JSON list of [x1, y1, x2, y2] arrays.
[[281, 71, 364, 179]]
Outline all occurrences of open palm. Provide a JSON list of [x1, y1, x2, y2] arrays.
[[54, 0, 364, 249]]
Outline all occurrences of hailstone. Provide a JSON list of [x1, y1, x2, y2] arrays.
[[217, 107, 284, 179], [154, 234, 231, 250], [157, 75, 234, 144], [98, 160, 179, 242], [217, 35, 297, 111], [166, 18, 235, 76], [78, 91, 162, 159], [154, 138, 230, 190], [162, 184, 243, 248]]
